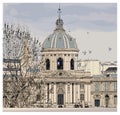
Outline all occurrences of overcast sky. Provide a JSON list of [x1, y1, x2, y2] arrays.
[[3, 3, 117, 62]]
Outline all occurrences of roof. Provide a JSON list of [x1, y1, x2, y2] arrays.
[[42, 14, 78, 50], [105, 67, 117, 72]]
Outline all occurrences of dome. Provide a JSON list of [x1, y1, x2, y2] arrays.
[[42, 8, 78, 50]]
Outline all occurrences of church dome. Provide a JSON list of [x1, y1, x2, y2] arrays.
[[42, 8, 78, 50], [42, 29, 78, 49]]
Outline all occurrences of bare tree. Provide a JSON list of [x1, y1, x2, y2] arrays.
[[3, 23, 46, 108]]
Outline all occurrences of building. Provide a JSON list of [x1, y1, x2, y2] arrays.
[[78, 60, 101, 76], [91, 74, 117, 108], [3, 7, 117, 108], [39, 8, 92, 108], [38, 8, 117, 108], [3, 59, 21, 78]]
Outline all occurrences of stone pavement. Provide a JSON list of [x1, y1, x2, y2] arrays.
[[3, 108, 117, 112]]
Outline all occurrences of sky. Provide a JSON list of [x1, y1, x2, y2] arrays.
[[3, 3, 117, 62]]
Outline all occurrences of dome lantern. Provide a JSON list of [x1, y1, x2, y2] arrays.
[[55, 5, 64, 31]]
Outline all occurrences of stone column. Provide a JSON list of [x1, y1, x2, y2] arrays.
[[45, 84, 48, 104], [91, 95, 94, 107], [54, 55, 57, 70], [78, 84, 80, 101], [101, 95, 105, 107], [64, 56, 67, 71], [53, 83, 56, 104], [75, 84, 78, 103], [85, 84, 88, 103], [73, 84, 75, 103], [52, 55, 56, 70], [70, 83, 72, 104], [49, 84, 52, 103], [51, 84, 54, 106], [65, 83, 68, 105], [109, 94, 113, 108], [75, 57, 77, 70], [68, 57, 70, 71], [87, 84, 91, 106]]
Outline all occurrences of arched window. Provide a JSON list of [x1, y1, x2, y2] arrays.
[[114, 95, 117, 105], [57, 58, 63, 70], [105, 95, 109, 108], [36, 94, 40, 101], [70, 59, 74, 70], [46, 59, 50, 70]]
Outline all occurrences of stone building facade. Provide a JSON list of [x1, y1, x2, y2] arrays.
[[91, 74, 117, 108], [37, 8, 117, 108]]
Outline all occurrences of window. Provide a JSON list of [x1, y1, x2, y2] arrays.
[[114, 95, 117, 105], [104, 82, 110, 91], [95, 82, 100, 91], [70, 59, 74, 70], [80, 83, 84, 89], [105, 95, 109, 107], [36, 94, 40, 101], [114, 82, 117, 91], [57, 58, 63, 70], [58, 94, 64, 105], [80, 94, 84, 100], [95, 99, 100, 107], [46, 59, 50, 70]]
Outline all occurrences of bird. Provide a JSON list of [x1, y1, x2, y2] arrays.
[[87, 32, 90, 34], [89, 50, 92, 54], [108, 47, 112, 51], [82, 51, 87, 55]]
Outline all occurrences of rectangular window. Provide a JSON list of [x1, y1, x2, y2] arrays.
[[80, 83, 84, 89], [95, 82, 100, 92], [58, 94, 64, 105], [36, 94, 40, 101], [114, 82, 117, 91], [104, 82, 110, 91], [95, 99, 100, 107], [67, 84, 70, 93], [80, 94, 84, 100]]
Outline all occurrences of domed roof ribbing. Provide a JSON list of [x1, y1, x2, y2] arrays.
[[42, 7, 78, 49]]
